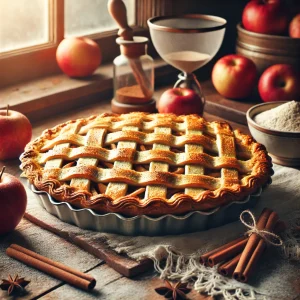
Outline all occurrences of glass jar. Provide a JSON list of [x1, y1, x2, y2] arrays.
[[113, 36, 154, 106]]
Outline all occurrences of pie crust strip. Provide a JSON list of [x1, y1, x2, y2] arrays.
[[214, 123, 239, 188], [145, 126, 172, 199], [184, 128, 205, 198], [44, 122, 82, 170], [70, 128, 106, 191], [105, 126, 139, 199]]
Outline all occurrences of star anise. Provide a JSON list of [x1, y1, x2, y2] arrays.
[[155, 280, 192, 300], [0, 274, 30, 296]]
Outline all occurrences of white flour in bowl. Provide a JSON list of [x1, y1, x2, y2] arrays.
[[254, 101, 300, 132]]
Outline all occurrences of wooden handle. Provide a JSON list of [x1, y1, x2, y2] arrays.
[[108, 0, 152, 101], [108, 0, 133, 40]]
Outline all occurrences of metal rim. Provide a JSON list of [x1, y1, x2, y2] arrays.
[[246, 102, 300, 138], [147, 14, 227, 33], [29, 179, 271, 235], [31, 182, 268, 222], [237, 23, 300, 42]]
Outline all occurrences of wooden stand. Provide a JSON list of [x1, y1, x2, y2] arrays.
[[111, 98, 156, 114]]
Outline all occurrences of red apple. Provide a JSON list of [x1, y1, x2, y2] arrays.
[[211, 54, 257, 99], [242, 0, 289, 35], [56, 37, 102, 77], [0, 107, 32, 160], [0, 167, 27, 235], [258, 64, 300, 102], [289, 14, 300, 38], [157, 88, 204, 115]]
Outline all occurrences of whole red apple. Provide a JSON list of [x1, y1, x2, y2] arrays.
[[157, 88, 204, 115], [0, 107, 32, 160], [242, 0, 289, 35], [211, 54, 257, 99], [289, 14, 300, 38], [56, 37, 102, 77], [258, 64, 300, 102], [0, 167, 27, 235]]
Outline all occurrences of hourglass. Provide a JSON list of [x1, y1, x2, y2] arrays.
[[148, 15, 226, 113]]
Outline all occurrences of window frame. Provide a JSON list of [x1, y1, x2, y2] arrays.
[[0, 0, 172, 88]]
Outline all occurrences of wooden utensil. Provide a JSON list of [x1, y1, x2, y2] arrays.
[[108, 0, 152, 99]]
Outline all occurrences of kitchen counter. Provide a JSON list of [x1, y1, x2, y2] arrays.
[[0, 85, 299, 300]]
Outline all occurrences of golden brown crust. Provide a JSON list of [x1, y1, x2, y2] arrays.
[[20, 112, 272, 216]]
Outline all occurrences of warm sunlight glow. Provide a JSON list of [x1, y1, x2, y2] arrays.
[[0, 0, 48, 53], [64, 0, 135, 38]]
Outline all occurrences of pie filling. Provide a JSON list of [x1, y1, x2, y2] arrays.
[[20, 112, 272, 216]]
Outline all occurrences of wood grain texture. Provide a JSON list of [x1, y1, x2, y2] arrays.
[[24, 210, 153, 278], [0, 219, 101, 300], [41, 265, 212, 300], [0, 59, 169, 122]]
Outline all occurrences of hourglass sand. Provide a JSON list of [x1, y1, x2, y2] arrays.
[[148, 15, 227, 114]]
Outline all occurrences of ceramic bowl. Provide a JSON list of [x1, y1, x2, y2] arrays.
[[236, 23, 300, 75], [246, 101, 300, 167]]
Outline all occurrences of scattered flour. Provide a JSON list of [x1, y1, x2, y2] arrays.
[[254, 101, 300, 132]]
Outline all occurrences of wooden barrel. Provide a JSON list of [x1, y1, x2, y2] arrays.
[[236, 23, 300, 75]]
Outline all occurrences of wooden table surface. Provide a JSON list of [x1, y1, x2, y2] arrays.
[[0, 84, 298, 300]]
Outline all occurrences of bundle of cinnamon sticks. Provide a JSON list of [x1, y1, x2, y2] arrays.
[[6, 244, 96, 291], [200, 208, 285, 283]]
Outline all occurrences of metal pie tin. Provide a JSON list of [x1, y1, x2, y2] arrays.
[[30, 180, 271, 236]]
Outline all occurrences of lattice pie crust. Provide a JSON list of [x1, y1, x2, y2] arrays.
[[20, 112, 272, 216]]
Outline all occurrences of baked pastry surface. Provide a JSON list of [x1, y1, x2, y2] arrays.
[[20, 112, 272, 216]]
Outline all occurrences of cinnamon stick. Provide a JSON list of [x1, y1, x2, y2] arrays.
[[218, 253, 242, 277], [239, 211, 279, 282], [218, 218, 285, 278], [6, 244, 96, 290], [200, 236, 247, 265], [233, 209, 278, 282], [208, 238, 248, 267]]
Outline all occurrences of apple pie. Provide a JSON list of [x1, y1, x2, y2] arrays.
[[20, 112, 272, 216]]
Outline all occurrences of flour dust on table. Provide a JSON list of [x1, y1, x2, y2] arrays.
[[25, 164, 300, 300]]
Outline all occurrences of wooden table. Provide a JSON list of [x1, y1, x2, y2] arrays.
[[0, 83, 298, 300]]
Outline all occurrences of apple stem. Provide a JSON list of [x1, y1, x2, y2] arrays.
[[0, 166, 5, 181], [6, 104, 9, 116]]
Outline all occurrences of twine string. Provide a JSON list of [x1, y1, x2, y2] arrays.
[[240, 210, 283, 247]]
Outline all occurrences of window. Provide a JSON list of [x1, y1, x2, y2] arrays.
[[0, 0, 49, 53], [65, 0, 135, 38], [0, 0, 137, 88], [0, 0, 173, 121]]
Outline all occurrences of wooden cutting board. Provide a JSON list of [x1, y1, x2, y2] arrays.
[[23, 190, 154, 279], [24, 212, 153, 278]]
